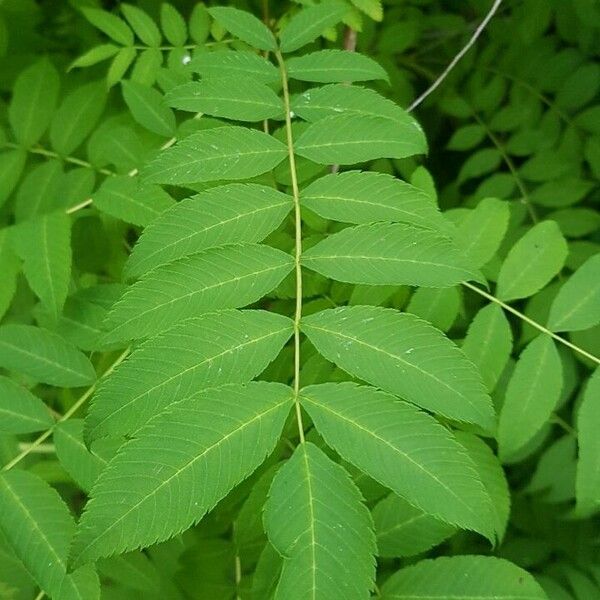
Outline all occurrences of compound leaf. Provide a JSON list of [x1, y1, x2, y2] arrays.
[[0, 324, 96, 387], [209, 7, 276, 51], [380, 555, 547, 599], [125, 183, 293, 278], [264, 442, 375, 599], [143, 126, 287, 184], [498, 335, 562, 460], [547, 254, 600, 332], [85, 310, 293, 441], [300, 383, 496, 541], [72, 382, 292, 567], [497, 221, 567, 302], [302, 222, 477, 287], [104, 244, 294, 342], [302, 307, 495, 431]]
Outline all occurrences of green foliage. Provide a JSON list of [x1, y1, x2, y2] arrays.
[[0, 0, 598, 598]]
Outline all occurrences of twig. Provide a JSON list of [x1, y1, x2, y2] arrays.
[[407, 0, 503, 112]]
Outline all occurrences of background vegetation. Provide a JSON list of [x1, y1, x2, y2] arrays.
[[0, 0, 598, 598]]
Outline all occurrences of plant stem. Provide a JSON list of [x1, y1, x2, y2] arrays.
[[276, 50, 306, 444], [1, 347, 130, 472], [462, 281, 600, 365]]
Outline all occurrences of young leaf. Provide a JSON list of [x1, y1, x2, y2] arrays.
[[125, 183, 293, 278], [0, 375, 54, 434], [165, 78, 283, 121], [547, 254, 600, 332], [50, 81, 107, 155], [72, 382, 292, 567], [279, 0, 348, 53], [300, 171, 450, 234], [300, 383, 496, 541], [10, 212, 71, 318], [286, 50, 388, 83], [295, 115, 425, 164], [121, 80, 176, 137], [454, 198, 510, 269], [576, 369, 600, 513], [189, 50, 279, 84], [264, 442, 376, 600], [8, 58, 60, 146], [373, 494, 455, 558], [462, 304, 513, 393], [0, 470, 100, 598], [302, 306, 496, 430], [496, 221, 568, 302], [104, 244, 294, 342], [292, 84, 418, 126], [70, 44, 120, 69], [143, 126, 287, 184], [106, 47, 137, 87], [121, 4, 161, 46], [209, 7, 276, 51], [380, 555, 547, 599], [302, 222, 478, 287], [454, 432, 510, 541], [160, 3, 187, 46], [92, 175, 175, 227], [82, 8, 134, 46], [0, 325, 96, 387], [498, 335, 562, 460], [85, 310, 293, 441]]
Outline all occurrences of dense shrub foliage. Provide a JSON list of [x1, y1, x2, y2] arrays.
[[0, 1, 598, 598]]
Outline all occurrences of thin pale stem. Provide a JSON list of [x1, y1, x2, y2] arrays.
[[1, 347, 130, 472], [276, 50, 306, 444], [33, 591, 45, 600], [407, 0, 503, 112], [462, 281, 600, 365]]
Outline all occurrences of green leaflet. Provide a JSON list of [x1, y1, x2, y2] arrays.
[[209, 7, 276, 51], [124, 183, 293, 279], [0, 470, 100, 599], [453, 198, 510, 269], [575, 369, 600, 514], [165, 78, 284, 122], [160, 3, 187, 46], [10, 212, 71, 318], [454, 432, 510, 541], [70, 44, 120, 69], [85, 309, 293, 441], [295, 115, 425, 164], [373, 494, 455, 558], [14, 160, 64, 221], [8, 58, 60, 147], [121, 4, 161, 46], [189, 50, 279, 84], [50, 81, 107, 155], [406, 287, 461, 332], [286, 50, 389, 83], [121, 80, 176, 137], [302, 306, 496, 430], [548, 254, 600, 332], [462, 304, 513, 393], [0, 324, 96, 387], [54, 420, 119, 494], [92, 175, 175, 227], [302, 222, 478, 287], [279, 0, 348, 53], [498, 335, 562, 460], [103, 244, 294, 342], [81, 8, 134, 45], [107, 47, 137, 87], [496, 221, 568, 302], [0, 149, 27, 208], [72, 382, 292, 567], [264, 442, 376, 600], [300, 171, 449, 233], [0, 230, 19, 320], [292, 84, 420, 127], [96, 551, 162, 595], [380, 555, 547, 599], [300, 383, 496, 541], [143, 126, 287, 184], [0, 375, 54, 434]]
